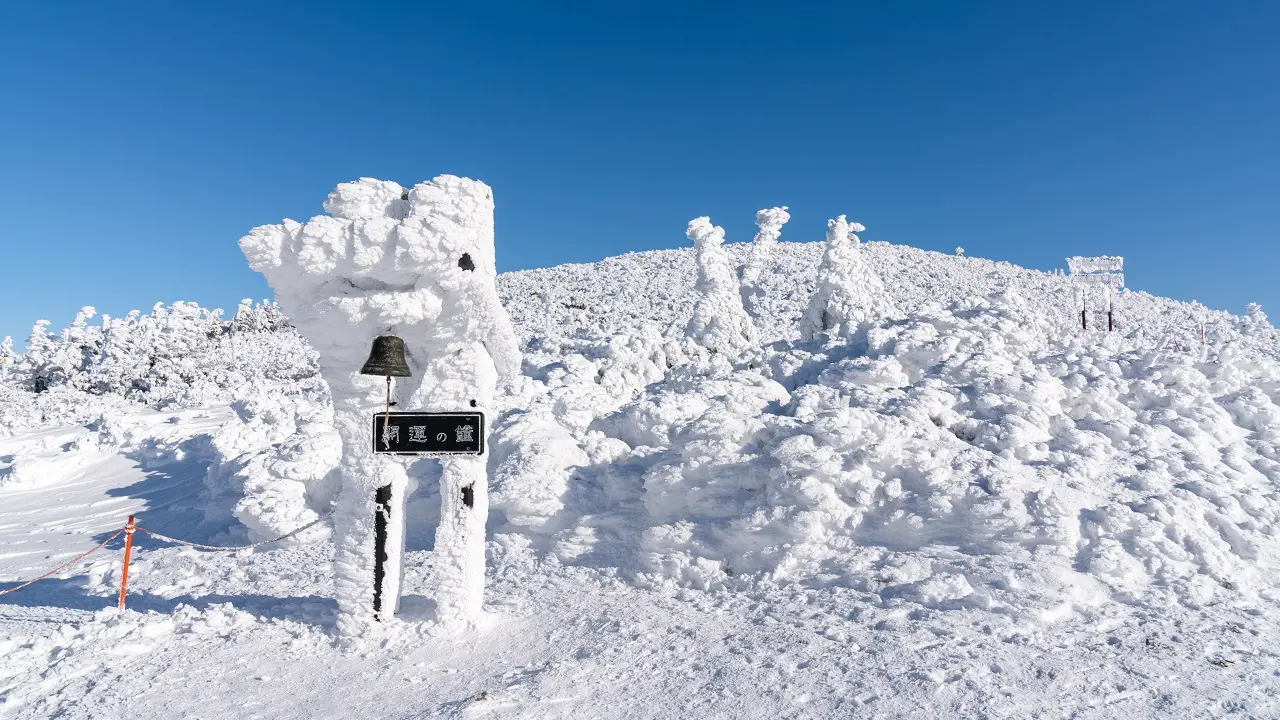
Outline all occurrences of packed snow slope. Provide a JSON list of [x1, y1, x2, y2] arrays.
[[3, 239, 1280, 718]]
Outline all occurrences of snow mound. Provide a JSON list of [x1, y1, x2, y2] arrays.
[[485, 245, 1280, 620]]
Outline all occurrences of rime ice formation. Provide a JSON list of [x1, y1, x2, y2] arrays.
[[239, 175, 520, 634], [800, 216, 897, 340], [684, 217, 757, 354], [739, 207, 791, 322], [1246, 302, 1270, 331]]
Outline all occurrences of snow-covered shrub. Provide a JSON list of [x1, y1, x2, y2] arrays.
[[684, 217, 757, 354], [739, 206, 790, 322], [1245, 303, 1271, 333], [488, 409, 589, 532], [3, 300, 317, 415], [800, 217, 898, 341], [565, 282, 1280, 617], [201, 387, 339, 544]]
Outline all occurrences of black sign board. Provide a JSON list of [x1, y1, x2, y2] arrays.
[[371, 412, 485, 455]]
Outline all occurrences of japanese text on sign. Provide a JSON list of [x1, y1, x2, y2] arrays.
[[372, 412, 485, 455]]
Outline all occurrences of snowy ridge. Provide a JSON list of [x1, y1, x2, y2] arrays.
[[498, 239, 1274, 358]]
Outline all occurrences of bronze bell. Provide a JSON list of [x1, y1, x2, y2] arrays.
[[360, 335, 412, 377]]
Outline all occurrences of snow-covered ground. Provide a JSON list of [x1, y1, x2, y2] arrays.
[[3, 239, 1280, 718]]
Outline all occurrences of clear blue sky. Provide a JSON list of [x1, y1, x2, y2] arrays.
[[2, 1, 1277, 343]]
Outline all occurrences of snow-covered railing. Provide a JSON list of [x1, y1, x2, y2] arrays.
[[0, 512, 332, 612]]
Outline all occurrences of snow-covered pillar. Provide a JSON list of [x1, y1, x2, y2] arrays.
[[239, 175, 519, 637], [800, 216, 896, 340], [399, 183, 520, 625], [739, 207, 790, 321], [685, 217, 757, 354]]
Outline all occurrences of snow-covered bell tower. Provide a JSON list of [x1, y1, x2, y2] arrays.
[[239, 176, 520, 636]]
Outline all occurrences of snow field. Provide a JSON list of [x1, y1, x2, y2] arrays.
[[3, 207, 1280, 715]]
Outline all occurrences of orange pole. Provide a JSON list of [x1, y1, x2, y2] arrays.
[[118, 515, 136, 611]]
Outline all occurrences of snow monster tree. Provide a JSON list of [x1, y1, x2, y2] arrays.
[[685, 217, 758, 355], [239, 176, 520, 636], [801, 216, 898, 341]]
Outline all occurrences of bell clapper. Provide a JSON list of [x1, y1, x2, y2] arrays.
[[383, 376, 392, 450]]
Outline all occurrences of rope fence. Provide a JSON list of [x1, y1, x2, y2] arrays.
[[0, 528, 125, 597], [136, 513, 331, 552], [0, 512, 332, 609]]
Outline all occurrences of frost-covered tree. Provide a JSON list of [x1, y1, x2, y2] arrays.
[[739, 207, 790, 321], [0, 336, 14, 381], [55, 307, 103, 392], [140, 302, 224, 392], [800, 216, 897, 341], [4, 299, 315, 406], [955, 247, 965, 257], [22, 320, 61, 392], [256, 300, 288, 332], [89, 310, 144, 395], [232, 298, 256, 333], [685, 217, 757, 354], [1246, 303, 1270, 330]]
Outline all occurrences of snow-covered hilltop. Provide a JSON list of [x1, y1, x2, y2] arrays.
[[3, 231, 1280, 717], [495, 238, 1280, 610]]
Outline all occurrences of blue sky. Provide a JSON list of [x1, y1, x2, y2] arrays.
[[2, 1, 1277, 344]]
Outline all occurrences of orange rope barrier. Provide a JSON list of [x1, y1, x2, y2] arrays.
[[135, 513, 330, 552], [1, 512, 329, 608], [0, 528, 126, 597]]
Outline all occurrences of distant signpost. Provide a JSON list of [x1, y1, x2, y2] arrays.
[[371, 412, 485, 455], [1067, 256, 1124, 331]]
